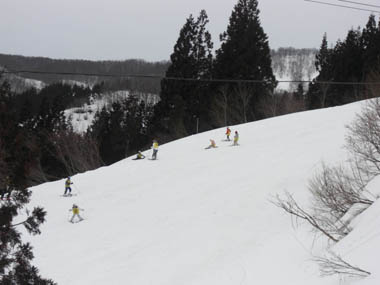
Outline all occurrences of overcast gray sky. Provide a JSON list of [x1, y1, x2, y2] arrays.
[[0, 0, 378, 61]]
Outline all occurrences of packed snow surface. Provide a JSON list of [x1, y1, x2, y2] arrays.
[[27, 100, 380, 284]]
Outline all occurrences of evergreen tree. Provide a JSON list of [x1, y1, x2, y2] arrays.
[[213, 0, 276, 122], [0, 187, 55, 285], [0, 76, 55, 284], [154, 10, 213, 138], [308, 33, 333, 109], [90, 96, 153, 165], [294, 83, 304, 101], [361, 15, 380, 75], [329, 28, 363, 106], [308, 24, 370, 109], [315, 33, 332, 77], [18, 98, 33, 126]]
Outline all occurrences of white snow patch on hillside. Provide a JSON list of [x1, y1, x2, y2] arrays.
[[23, 78, 46, 90], [65, 90, 159, 133], [61, 79, 92, 88], [27, 100, 380, 285], [64, 92, 126, 133], [64, 106, 97, 134]]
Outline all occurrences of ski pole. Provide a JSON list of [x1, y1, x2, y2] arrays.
[[73, 184, 81, 195], [67, 210, 71, 222]]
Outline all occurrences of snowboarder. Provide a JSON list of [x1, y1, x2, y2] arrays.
[[64, 177, 73, 196], [69, 204, 84, 223], [233, 131, 239, 146], [133, 151, 145, 160], [205, 139, 217, 149], [225, 127, 231, 141], [151, 140, 159, 160]]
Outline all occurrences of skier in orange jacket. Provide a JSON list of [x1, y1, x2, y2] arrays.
[[226, 127, 231, 141]]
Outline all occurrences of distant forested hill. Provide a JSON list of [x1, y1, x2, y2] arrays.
[[0, 49, 318, 93], [0, 53, 170, 93]]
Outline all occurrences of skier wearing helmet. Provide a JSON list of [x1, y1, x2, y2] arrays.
[[205, 139, 217, 149], [225, 127, 231, 141], [233, 131, 239, 146], [64, 177, 73, 196], [151, 140, 159, 160], [69, 204, 84, 223], [133, 151, 146, 160]]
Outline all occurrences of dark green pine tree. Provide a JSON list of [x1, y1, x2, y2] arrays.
[[329, 28, 363, 106], [361, 15, 380, 76], [0, 187, 55, 285], [18, 98, 33, 126], [213, 0, 276, 122], [89, 97, 153, 165], [188, 10, 214, 132], [307, 33, 333, 109], [154, 10, 213, 139], [90, 106, 112, 163], [294, 83, 304, 102], [107, 102, 129, 163], [315, 33, 332, 77], [0, 76, 55, 285]]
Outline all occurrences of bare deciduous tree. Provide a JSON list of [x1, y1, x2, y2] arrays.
[[210, 85, 229, 127], [272, 191, 339, 242], [259, 91, 306, 119], [319, 82, 330, 108], [272, 94, 380, 279], [262, 90, 280, 117], [364, 71, 380, 100], [309, 163, 373, 238], [346, 98, 380, 177], [310, 164, 373, 219], [315, 252, 370, 278], [218, 85, 229, 126], [47, 130, 103, 176], [235, 83, 254, 123]]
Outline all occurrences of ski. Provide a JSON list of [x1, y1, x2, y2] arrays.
[[70, 219, 84, 224], [61, 194, 78, 197]]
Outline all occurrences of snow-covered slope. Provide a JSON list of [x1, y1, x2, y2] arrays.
[[0, 72, 45, 93], [27, 100, 380, 285]]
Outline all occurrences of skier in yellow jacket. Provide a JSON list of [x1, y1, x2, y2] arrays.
[[69, 204, 84, 223], [133, 151, 146, 160], [152, 140, 159, 160], [64, 177, 73, 196], [233, 131, 239, 146]]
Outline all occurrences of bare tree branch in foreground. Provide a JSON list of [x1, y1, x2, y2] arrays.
[[315, 252, 370, 278]]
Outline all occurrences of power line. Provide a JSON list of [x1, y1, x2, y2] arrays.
[[338, 0, 380, 9], [3, 69, 380, 85], [3, 70, 160, 79], [304, 0, 380, 13]]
